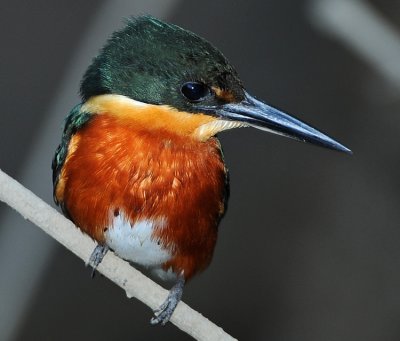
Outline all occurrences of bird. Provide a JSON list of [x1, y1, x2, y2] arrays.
[[52, 15, 351, 325]]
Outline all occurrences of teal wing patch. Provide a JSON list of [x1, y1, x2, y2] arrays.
[[52, 104, 91, 205]]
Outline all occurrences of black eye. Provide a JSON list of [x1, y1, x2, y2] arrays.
[[181, 82, 210, 102]]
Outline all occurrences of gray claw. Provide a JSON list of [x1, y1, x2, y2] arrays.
[[87, 244, 109, 277], [150, 275, 185, 326]]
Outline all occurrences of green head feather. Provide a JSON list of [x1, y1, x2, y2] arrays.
[[80, 16, 244, 112]]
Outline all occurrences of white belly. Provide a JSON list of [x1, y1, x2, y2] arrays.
[[104, 212, 172, 268]]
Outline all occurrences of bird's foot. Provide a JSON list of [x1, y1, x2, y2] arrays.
[[150, 275, 185, 326], [87, 244, 109, 278]]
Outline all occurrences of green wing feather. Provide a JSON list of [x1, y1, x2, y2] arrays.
[[52, 104, 91, 204]]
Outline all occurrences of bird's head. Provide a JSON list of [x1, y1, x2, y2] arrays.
[[80, 15, 350, 153]]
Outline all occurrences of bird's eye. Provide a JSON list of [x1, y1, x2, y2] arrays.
[[181, 82, 210, 102]]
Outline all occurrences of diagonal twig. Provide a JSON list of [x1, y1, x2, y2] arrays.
[[0, 169, 236, 341]]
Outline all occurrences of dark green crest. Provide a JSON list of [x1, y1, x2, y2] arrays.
[[80, 16, 244, 112]]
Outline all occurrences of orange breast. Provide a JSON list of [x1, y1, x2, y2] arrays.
[[56, 113, 228, 279]]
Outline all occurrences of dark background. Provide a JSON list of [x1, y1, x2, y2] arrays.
[[1, 0, 400, 340]]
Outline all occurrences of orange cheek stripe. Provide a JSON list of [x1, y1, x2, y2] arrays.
[[81, 94, 218, 139]]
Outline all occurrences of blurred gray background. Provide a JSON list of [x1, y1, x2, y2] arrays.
[[1, 0, 400, 340]]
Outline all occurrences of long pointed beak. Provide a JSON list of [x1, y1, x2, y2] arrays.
[[210, 91, 351, 154]]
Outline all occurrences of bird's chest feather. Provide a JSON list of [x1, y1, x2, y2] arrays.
[[105, 214, 170, 266], [56, 113, 228, 277], [104, 213, 178, 280]]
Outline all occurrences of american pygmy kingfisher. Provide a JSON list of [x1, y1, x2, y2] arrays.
[[52, 16, 351, 325]]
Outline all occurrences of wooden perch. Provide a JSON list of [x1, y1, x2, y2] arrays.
[[0, 169, 236, 341]]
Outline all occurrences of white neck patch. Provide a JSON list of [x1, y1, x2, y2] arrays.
[[194, 120, 248, 141]]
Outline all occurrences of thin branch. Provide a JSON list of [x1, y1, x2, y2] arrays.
[[0, 169, 236, 341]]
